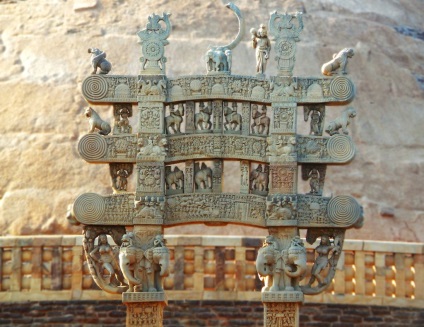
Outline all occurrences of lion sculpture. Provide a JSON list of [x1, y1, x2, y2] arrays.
[[85, 107, 111, 135], [88, 48, 112, 75], [321, 48, 354, 76], [325, 107, 356, 136]]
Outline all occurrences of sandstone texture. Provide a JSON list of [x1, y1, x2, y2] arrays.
[[0, 0, 423, 241]]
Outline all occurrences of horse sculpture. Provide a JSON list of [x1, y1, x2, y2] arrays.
[[250, 164, 269, 192], [165, 104, 184, 134], [195, 162, 213, 190], [223, 103, 242, 131], [251, 104, 270, 135], [195, 102, 212, 131]]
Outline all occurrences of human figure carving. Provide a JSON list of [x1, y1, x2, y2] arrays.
[[223, 102, 242, 131], [325, 107, 356, 136], [85, 107, 111, 135], [115, 168, 129, 191], [88, 48, 111, 74], [195, 102, 212, 131], [90, 234, 124, 285], [250, 164, 269, 192], [117, 106, 131, 134], [308, 169, 320, 195], [321, 48, 354, 76], [250, 24, 271, 75], [307, 235, 340, 287], [251, 104, 270, 135]]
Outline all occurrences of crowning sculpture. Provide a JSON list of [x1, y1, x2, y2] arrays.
[[73, 3, 362, 327]]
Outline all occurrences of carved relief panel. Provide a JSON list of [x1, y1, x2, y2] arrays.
[[269, 164, 297, 194], [113, 104, 133, 135], [136, 162, 164, 196], [138, 103, 164, 133]]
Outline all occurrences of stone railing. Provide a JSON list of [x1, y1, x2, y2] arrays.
[[0, 235, 422, 308]]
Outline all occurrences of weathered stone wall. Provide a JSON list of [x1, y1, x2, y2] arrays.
[[0, 0, 423, 241], [0, 301, 423, 326]]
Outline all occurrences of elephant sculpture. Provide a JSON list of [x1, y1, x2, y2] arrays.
[[119, 233, 170, 292], [195, 162, 213, 190], [256, 235, 307, 292]]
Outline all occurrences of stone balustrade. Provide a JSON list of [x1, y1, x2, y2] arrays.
[[0, 235, 422, 308]]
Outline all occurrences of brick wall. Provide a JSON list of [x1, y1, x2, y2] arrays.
[[0, 301, 423, 327]]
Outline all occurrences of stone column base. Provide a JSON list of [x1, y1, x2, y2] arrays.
[[262, 291, 302, 327], [123, 292, 167, 327]]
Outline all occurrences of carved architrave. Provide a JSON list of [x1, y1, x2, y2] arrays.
[[110, 163, 134, 193], [165, 193, 266, 227], [297, 135, 355, 163], [269, 164, 297, 194], [78, 134, 137, 163], [82, 75, 138, 103], [138, 103, 164, 133], [113, 104, 133, 135], [136, 162, 164, 195], [166, 134, 267, 162], [272, 104, 296, 134], [301, 164, 327, 196]]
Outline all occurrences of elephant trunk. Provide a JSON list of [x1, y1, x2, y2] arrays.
[[119, 250, 141, 286], [153, 247, 170, 277], [284, 258, 307, 278]]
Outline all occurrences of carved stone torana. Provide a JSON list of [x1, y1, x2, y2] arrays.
[[74, 4, 364, 327], [113, 104, 133, 135], [137, 12, 171, 75]]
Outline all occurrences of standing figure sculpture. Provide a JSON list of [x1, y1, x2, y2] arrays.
[[307, 235, 339, 287], [250, 24, 271, 75], [88, 48, 112, 74], [90, 234, 123, 285], [308, 168, 320, 195]]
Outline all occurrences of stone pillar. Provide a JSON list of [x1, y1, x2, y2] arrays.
[[124, 293, 167, 327]]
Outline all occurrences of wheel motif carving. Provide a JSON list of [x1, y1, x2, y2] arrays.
[[82, 75, 108, 100], [326, 134, 355, 162], [329, 76, 354, 101], [143, 39, 164, 61], [78, 134, 108, 161], [74, 193, 106, 224], [327, 195, 361, 226]]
